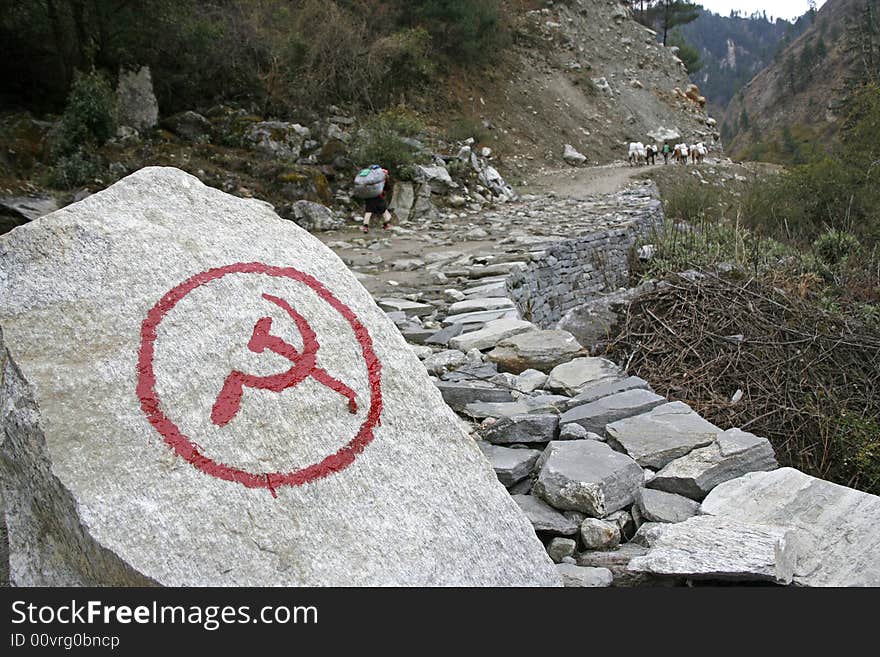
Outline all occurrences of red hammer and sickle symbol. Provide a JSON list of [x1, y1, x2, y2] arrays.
[[211, 293, 358, 427]]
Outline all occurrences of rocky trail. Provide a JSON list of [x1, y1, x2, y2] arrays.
[[317, 163, 880, 587]]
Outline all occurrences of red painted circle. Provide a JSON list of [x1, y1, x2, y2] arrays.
[[137, 262, 383, 493]]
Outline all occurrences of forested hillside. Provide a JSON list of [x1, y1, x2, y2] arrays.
[[723, 0, 880, 162], [677, 8, 811, 115]]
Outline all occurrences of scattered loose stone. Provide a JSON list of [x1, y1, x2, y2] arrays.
[[377, 298, 434, 317], [482, 414, 559, 444], [559, 389, 666, 434], [422, 349, 468, 376], [547, 538, 577, 563], [434, 380, 514, 413], [512, 495, 579, 536], [447, 297, 515, 314], [628, 515, 799, 585], [515, 369, 548, 393], [577, 544, 653, 587], [605, 402, 720, 469], [464, 395, 570, 419], [649, 428, 778, 500], [425, 323, 463, 347], [448, 318, 535, 352], [559, 423, 589, 441], [556, 564, 614, 587], [533, 441, 644, 517], [580, 518, 621, 550], [635, 488, 700, 524], [478, 442, 542, 487], [546, 357, 621, 396], [564, 376, 653, 410], [488, 330, 584, 374]]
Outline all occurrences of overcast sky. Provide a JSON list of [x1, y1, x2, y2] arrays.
[[698, 0, 828, 21]]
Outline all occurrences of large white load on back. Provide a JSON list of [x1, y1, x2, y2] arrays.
[[352, 166, 387, 199], [0, 166, 559, 587]]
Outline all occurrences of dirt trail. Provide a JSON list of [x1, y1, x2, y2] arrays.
[[524, 162, 666, 197]]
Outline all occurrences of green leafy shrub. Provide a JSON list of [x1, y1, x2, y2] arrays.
[[397, 0, 509, 65], [52, 70, 116, 159], [47, 148, 104, 188], [813, 228, 860, 266]]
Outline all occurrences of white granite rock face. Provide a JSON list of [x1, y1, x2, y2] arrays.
[[628, 515, 798, 584], [701, 468, 880, 587], [0, 167, 559, 587]]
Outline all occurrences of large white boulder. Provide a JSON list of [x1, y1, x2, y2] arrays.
[[701, 468, 880, 587], [0, 167, 559, 587]]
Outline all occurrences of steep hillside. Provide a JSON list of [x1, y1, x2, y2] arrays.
[[723, 0, 880, 162], [677, 9, 810, 116], [444, 0, 717, 168]]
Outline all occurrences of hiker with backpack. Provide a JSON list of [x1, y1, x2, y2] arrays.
[[353, 164, 391, 233], [662, 143, 671, 165]]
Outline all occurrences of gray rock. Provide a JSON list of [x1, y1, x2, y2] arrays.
[[636, 488, 700, 523], [556, 290, 634, 350], [291, 200, 345, 232], [605, 402, 720, 469], [116, 66, 158, 131], [414, 165, 454, 192], [0, 195, 60, 223], [425, 323, 463, 347], [563, 376, 652, 411], [547, 537, 577, 563], [464, 395, 569, 420], [562, 144, 588, 166], [559, 423, 589, 441], [556, 564, 613, 587], [162, 111, 211, 142], [604, 509, 636, 540], [577, 544, 653, 587], [449, 318, 536, 352], [439, 362, 497, 383], [477, 442, 542, 487], [482, 414, 559, 445], [628, 516, 798, 584], [435, 380, 514, 413], [546, 357, 620, 396], [422, 349, 467, 376], [650, 428, 778, 500], [443, 308, 518, 327], [245, 121, 309, 159], [560, 389, 666, 434], [533, 441, 644, 517], [389, 183, 415, 222], [0, 166, 559, 586], [515, 369, 548, 393], [488, 330, 584, 374], [701, 468, 880, 586], [447, 297, 514, 314], [580, 518, 621, 550], [512, 495, 578, 536], [377, 298, 434, 317]]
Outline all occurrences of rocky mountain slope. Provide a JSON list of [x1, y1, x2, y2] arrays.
[[470, 0, 717, 169], [677, 8, 810, 117], [722, 0, 879, 160]]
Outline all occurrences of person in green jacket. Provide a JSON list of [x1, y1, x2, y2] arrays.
[[662, 142, 671, 165]]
